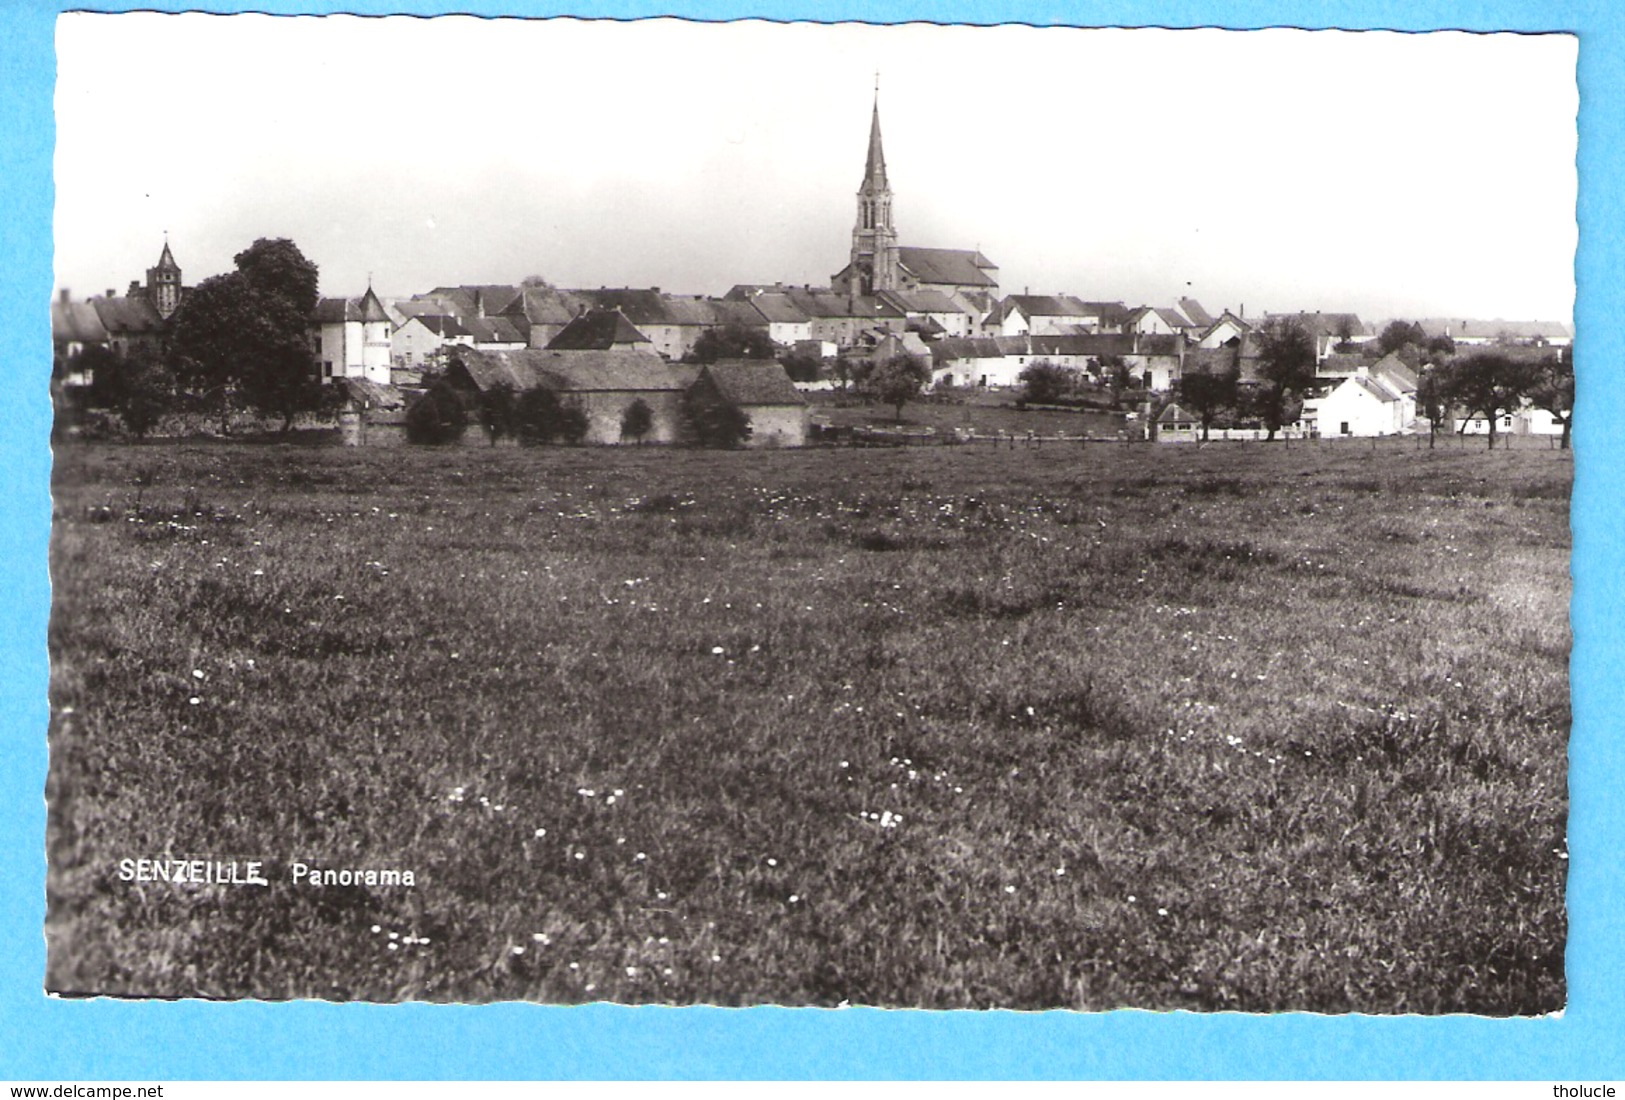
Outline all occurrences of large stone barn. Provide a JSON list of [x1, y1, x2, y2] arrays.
[[689, 360, 810, 448], [445, 346, 689, 444]]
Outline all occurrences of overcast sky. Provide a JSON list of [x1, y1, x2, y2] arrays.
[[54, 15, 1577, 323]]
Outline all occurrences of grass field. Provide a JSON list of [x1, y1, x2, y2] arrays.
[[46, 437, 1570, 1011]]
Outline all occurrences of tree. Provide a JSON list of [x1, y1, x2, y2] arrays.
[[113, 347, 176, 440], [1378, 320, 1427, 357], [521, 274, 555, 289], [682, 388, 752, 448], [405, 382, 469, 445], [620, 397, 654, 444], [1333, 316, 1357, 352], [1253, 318, 1318, 440], [168, 237, 325, 435], [1416, 363, 1452, 450], [1018, 360, 1072, 405], [1426, 333, 1457, 360], [234, 238, 320, 316], [780, 349, 823, 384], [866, 354, 930, 423], [1446, 351, 1541, 450], [477, 383, 519, 446], [1174, 367, 1238, 442], [515, 387, 588, 445], [1526, 345, 1574, 451], [687, 323, 777, 364]]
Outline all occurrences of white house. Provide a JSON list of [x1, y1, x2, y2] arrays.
[[314, 286, 393, 384], [1313, 371, 1411, 437]]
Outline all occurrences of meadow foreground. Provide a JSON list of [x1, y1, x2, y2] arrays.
[[45, 438, 1569, 1011]]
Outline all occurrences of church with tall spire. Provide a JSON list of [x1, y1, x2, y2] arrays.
[[831, 86, 1000, 316], [846, 86, 898, 296]]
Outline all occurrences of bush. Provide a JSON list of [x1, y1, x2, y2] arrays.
[[405, 383, 469, 445]]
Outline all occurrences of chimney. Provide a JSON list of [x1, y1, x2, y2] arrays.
[[106, 289, 116, 299], [58, 289, 69, 305]]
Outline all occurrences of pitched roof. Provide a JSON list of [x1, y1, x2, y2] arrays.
[[1414, 317, 1572, 341], [1135, 334, 1185, 356], [895, 247, 998, 288], [467, 317, 527, 344], [1347, 375, 1402, 403], [501, 288, 585, 327], [931, 337, 1005, 361], [1264, 311, 1369, 338], [358, 285, 390, 323], [545, 309, 652, 350], [424, 285, 523, 323], [1178, 298, 1215, 328], [1154, 306, 1193, 331], [742, 292, 809, 324], [783, 287, 904, 320], [450, 347, 684, 393], [314, 297, 365, 324], [701, 361, 806, 407], [1005, 294, 1096, 319], [401, 314, 469, 338], [707, 299, 770, 328], [1157, 402, 1193, 423], [1371, 352, 1418, 393], [52, 300, 108, 344], [92, 295, 164, 335], [878, 288, 964, 315]]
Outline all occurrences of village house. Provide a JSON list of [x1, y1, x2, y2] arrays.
[[545, 309, 656, 353], [391, 314, 470, 369], [724, 288, 814, 345], [313, 285, 393, 384], [1305, 354, 1419, 438]]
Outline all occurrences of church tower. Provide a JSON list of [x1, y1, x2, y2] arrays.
[[146, 237, 182, 320], [849, 87, 898, 296]]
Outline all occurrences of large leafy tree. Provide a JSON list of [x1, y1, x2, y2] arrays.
[[1378, 320, 1427, 357], [1416, 363, 1452, 450], [1018, 360, 1072, 405], [1446, 351, 1542, 450], [168, 237, 325, 434], [866, 354, 931, 423], [688, 323, 777, 364], [1253, 318, 1317, 440], [1174, 367, 1238, 442], [1526, 345, 1574, 451]]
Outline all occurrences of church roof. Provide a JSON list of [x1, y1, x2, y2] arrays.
[[896, 247, 999, 288], [862, 96, 888, 190], [153, 240, 180, 272], [545, 309, 652, 350]]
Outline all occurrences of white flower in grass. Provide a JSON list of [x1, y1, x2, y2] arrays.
[[512, 946, 525, 956], [188, 697, 201, 706], [191, 669, 205, 680]]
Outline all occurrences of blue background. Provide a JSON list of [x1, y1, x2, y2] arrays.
[[2, 0, 1618, 1080]]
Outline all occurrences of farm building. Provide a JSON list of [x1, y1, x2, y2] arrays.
[[544, 309, 655, 354], [688, 360, 809, 448], [445, 346, 689, 445]]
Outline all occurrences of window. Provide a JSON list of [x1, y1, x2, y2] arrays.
[[1340, 422, 1350, 435]]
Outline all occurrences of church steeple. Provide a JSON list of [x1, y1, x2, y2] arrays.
[[850, 79, 897, 296], [146, 234, 182, 320]]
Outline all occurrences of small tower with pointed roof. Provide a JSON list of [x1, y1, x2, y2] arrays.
[[146, 236, 183, 320], [849, 82, 898, 296]]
